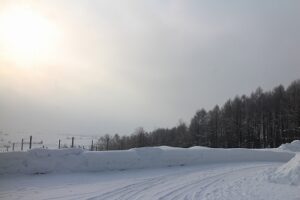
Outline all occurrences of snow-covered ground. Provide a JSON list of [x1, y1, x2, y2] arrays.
[[1, 162, 299, 200], [0, 141, 299, 200]]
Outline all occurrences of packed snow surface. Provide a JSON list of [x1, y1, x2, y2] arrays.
[[1, 163, 299, 200], [1, 141, 300, 200]]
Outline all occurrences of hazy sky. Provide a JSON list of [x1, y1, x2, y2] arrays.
[[0, 0, 299, 138]]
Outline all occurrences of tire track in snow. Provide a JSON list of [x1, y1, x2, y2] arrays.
[[154, 165, 269, 200], [87, 164, 273, 200]]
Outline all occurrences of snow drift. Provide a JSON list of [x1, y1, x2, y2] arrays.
[[0, 146, 295, 175], [278, 140, 300, 152], [270, 153, 300, 185]]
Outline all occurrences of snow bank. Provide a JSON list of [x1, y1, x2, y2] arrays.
[[0, 146, 295, 175], [278, 140, 300, 152], [267, 140, 300, 185], [270, 153, 300, 185]]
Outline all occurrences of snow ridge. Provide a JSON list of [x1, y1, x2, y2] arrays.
[[0, 146, 295, 175]]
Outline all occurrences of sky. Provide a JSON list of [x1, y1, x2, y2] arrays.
[[0, 0, 300, 140]]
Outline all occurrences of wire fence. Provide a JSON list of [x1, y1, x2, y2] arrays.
[[0, 136, 98, 152]]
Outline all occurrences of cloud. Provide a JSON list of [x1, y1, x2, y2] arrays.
[[0, 0, 299, 137]]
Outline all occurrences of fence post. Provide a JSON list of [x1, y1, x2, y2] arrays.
[[58, 139, 61, 149], [21, 139, 24, 151], [91, 140, 93, 151], [29, 136, 32, 149], [71, 137, 74, 148]]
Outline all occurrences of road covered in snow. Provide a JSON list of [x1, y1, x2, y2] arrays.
[[0, 141, 300, 200], [0, 162, 299, 200]]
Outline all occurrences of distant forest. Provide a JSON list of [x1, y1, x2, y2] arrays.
[[96, 80, 300, 150]]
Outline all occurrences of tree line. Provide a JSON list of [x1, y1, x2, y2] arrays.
[[96, 80, 300, 150]]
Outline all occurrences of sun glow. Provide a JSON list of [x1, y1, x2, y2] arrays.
[[0, 6, 59, 67]]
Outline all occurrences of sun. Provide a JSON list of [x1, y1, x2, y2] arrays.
[[0, 6, 59, 67]]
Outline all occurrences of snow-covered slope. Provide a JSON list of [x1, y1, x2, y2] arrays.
[[0, 145, 295, 175]]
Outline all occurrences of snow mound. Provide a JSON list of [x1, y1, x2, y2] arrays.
[[0, 146, 295, 175], [278, 140, 300, 152], [270, 153, 300, 185]]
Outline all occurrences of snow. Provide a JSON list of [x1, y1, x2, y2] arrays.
[[266, 140, 300, 185], [269, 153, 300, 185], [0, 146, 295, 175], [0, 141, 300, 199], [278, 140, 300, 152], [1, 163, 299, 200]]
